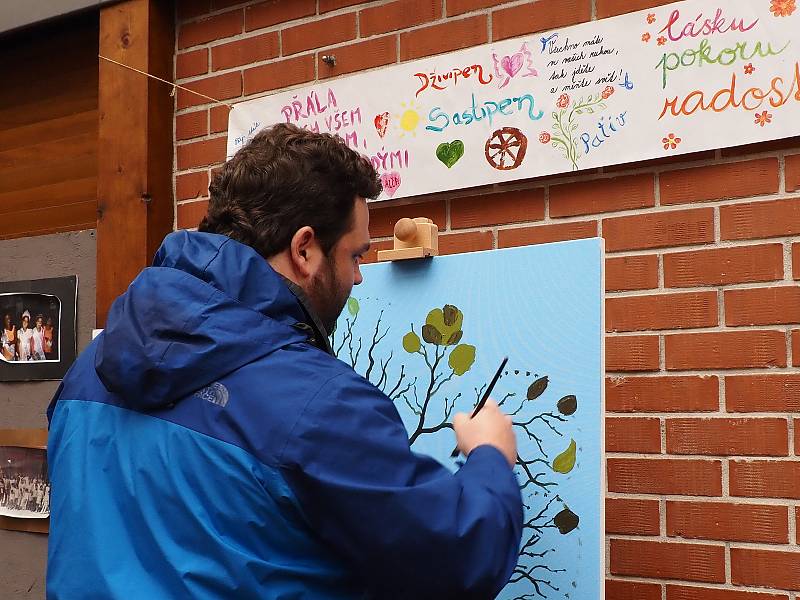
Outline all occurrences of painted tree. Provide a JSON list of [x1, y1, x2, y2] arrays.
[[333, 300, 581, 599]]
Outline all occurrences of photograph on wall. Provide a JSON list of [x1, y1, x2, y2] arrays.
[[0, 430, 50, 534], [334, 239, 604, 599], [0, 445, 50, 519], [0, 276, 77, 381]]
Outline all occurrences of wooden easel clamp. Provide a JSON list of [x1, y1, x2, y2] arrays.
[[376, 217, 439, 261]]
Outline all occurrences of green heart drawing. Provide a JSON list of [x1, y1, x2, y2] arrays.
[[436, 140, 465, 168]]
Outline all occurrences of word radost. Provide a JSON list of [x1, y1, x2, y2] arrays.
[[426, 93, 544, 133], [659, 8, 759, 43], [657, 38, 790, 88], [414, 65, 493, 98], [581, 112, 628, 154], [660, 61, 800, 118]]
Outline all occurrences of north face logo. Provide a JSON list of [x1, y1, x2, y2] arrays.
[[194, 382, 229, 407]]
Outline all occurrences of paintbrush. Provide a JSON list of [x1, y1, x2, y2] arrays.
[[450, 356, 509, 458]]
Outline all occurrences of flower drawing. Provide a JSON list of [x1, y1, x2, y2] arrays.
[[601, 86, 615, 99], [539, 132, 551, 144], [744, 63, 755, 75], [657, 36, 667, 46], [770, 0, 796, 16], [549, 92, 608, 171], [642, 32, 651, 42], [662, 133, 682, 150], [754, 110, 772, 126], [647, 13, 656, 23]]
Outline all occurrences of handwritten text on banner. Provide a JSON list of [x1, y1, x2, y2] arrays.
[[227, 0, 800, 202]]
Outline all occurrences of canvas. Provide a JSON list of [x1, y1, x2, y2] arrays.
[[333, 239, 604, 599]]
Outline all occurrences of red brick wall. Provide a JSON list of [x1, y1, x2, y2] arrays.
[[173, 0, 800, 596]]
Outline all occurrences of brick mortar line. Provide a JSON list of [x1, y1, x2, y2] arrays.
[[487, 217, 792, 239], [606, 573, 800, 595], [724, 541, 731, 584], [609, 451, 797, 460], [607, 492, 800, 507], [606, 323, 796, 335], [606, 367, 800, 377], [609, 412, 800, 418], [604, 281, 798, 296], [785, 240, 795, 283], [780, 153, 787, 195], [609, 414, 796, 420], [609, 533, 798, 550]]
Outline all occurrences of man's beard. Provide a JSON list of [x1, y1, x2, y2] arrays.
[[308, 255, 349, 335]]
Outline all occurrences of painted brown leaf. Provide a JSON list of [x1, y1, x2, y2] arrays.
[[422, 324, 442, 345], [527, 376, 549, 400], [443, 304, 459, 326], [554, 507, 579, 534], [447, 330, 463, 345], [557, 395, 577, 415]]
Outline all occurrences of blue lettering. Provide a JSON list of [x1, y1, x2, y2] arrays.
[[426, 107, 450, 132], [581, 133, 591, 154], [515, 94, 544, 121], [426, 92, 544, 132]]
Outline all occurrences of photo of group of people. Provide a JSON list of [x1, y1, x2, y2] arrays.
[[1, 296, 60, 363], [0, 446, 50, 519], [0, 277, 76, 382]]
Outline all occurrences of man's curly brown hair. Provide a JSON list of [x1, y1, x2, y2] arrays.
[[199, 123, 381, 257]]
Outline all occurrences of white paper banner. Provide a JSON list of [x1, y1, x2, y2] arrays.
[[228, 0, 800, 202]]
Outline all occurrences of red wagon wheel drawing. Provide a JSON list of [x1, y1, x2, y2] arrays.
[[485, 127, 528, 170]]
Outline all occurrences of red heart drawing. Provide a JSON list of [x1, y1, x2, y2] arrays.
[[500, 53, 524, 77], [374, 112, 389, 138]]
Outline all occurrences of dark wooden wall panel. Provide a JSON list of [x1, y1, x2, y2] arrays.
[[0, 12, 99, 240]]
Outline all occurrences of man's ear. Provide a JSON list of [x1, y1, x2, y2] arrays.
[[290, 226, 318, 278]]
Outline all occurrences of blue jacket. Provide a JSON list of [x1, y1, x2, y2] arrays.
[[47, 231, 523, 599]]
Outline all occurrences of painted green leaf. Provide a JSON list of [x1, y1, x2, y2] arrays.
[[421, 324, 442, 345], [424, 305, 463, 346], [527, 376, 549, 400], [552, 439, 577, 474], [402, 331, 421, 353], [554, 507, 579, 534], [448, 344, 476, 376], [557, 395, 577, 415], [347, 297, 359, 316]]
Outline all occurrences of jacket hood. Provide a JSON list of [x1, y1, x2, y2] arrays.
[[95, 231, 309, 410]]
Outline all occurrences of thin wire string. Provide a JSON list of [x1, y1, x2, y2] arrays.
[[99, 54, 235, 109]]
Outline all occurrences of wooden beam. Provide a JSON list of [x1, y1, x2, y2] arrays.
[[96, 0, 174, 327]]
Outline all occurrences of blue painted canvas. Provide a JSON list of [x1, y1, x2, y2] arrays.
[[333, 238, 604, 600]]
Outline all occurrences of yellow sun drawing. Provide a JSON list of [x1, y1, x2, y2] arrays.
[[394, 101, 422, 137]]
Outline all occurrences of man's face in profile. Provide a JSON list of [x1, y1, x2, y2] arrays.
[[308, 198, 371, 333]]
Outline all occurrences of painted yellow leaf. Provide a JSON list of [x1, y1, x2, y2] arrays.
[[448, 344, 476, 375], [552, 439, 576, 474], [402, 331, 421, 353]]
